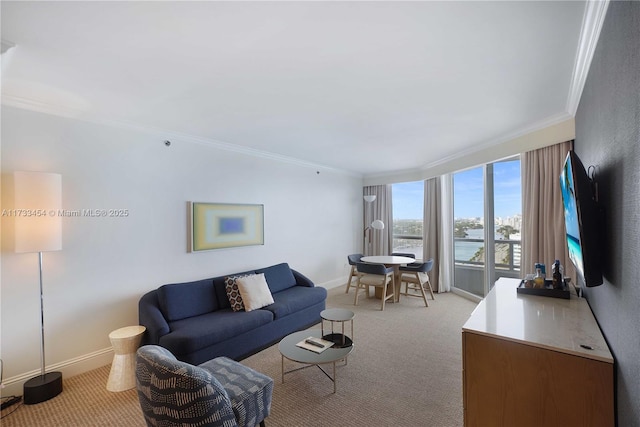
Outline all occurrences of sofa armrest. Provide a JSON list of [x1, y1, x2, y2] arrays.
[[292, 269, 314, 288], [139, 290, 170, 345]]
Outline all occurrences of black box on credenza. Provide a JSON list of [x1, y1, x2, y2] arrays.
[[516, 279, 571, 299]]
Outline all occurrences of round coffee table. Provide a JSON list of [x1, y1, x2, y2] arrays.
[[320, 308, 354, 348], [278, 329, 354, 393]]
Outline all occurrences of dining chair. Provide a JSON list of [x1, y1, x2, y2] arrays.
[[354, 262, 396, 310], [399, 258, 435, 307], [391, 252, 416, 260], [345, 253, 363, 293]]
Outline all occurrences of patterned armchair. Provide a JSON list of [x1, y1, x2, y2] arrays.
[[136, 345, 273, 427]]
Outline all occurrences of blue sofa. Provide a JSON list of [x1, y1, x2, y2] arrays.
[[138, 263, 327, 365]]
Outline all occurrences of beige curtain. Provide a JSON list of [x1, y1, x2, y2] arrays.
[[522, 140, 576, 281], [363, 185, 393, 256], [423, 177, 442, 292]]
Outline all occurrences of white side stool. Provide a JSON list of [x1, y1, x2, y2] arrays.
[[106, 325, 146, 392]]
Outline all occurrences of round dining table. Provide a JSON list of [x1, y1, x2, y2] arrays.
[[360, 255, 415, 301]]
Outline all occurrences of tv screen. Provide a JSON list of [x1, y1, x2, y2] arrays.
[[559, 150, 603, 287]]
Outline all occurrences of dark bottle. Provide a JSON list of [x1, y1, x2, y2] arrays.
[[552, 260, 563, 289]]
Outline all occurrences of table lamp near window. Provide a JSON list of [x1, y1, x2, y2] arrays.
[[13, 171, 63, 404]]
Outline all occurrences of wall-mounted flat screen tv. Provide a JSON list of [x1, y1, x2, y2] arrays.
[[559, 150, 603, 287]]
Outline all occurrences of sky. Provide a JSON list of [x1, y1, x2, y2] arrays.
[[392, 159, 522, 220], [392, 181, 424, 219]]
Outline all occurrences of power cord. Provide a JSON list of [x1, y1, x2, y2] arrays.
[[1, 359, 24, 417], [1, 395, 23, 419], [587, 164, 599, 202], [1, 395, 22, 410]]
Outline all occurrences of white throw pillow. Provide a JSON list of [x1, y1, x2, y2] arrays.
[[235, 273, 274, 311]]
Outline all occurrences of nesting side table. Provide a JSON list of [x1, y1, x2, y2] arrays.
[[106, 325, 146, 392], [320, 308, 354, 348]]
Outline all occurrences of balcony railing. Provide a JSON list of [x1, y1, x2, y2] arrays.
[[454, 238, 521, 296], [454, 238, 521, 272], [392, 235, 521, 297], [392, 234, 423, 258]]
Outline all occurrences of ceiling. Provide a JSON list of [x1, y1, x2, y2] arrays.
[[1, 1, 591, 176]]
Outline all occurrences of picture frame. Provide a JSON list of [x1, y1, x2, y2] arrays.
[[189, 202, 264, 251]]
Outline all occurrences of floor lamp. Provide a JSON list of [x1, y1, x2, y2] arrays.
[[363, 195, 385, 255], [14, 171, 64, 404]]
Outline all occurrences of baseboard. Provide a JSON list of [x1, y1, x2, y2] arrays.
[[318, 277, 347, 290], [451, 287, 483, 303], [0, 347, 113, 398]]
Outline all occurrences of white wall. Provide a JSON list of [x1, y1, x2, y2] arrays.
[[0, 106, 363, 395]]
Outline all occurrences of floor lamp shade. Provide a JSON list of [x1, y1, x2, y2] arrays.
[[13, 171, 63, 404], [370, 219, 384, 230], [14, 171, 62, 253]]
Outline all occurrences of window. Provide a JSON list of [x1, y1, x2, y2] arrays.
[[392, 181, 424, 258], [493, 159, 522, 276], [453, 158, 521, 297], [453, 167, 485, 296]]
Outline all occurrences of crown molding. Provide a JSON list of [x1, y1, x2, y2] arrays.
[[363, 112, 574, 185], [162, 128, 360, 177], [1, 94, 87, 119], [566, 0, 610, 116], [1, 95, 360, 177], [419, 112, 573, 173]]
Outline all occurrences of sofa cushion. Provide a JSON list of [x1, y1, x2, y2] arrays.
[[224, 274, 254, 312], [158, 279, 217, 322], [263, 286, 327, 319], [161, 309, 274, 355], [236, 273, 274, 312], [255, 263, 297, 294]]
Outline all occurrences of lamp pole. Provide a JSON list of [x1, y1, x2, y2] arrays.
[[38, 251, 46, 376], [23, 249, 63, 404]]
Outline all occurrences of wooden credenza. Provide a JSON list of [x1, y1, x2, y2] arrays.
[[462, 278, 614, 427]]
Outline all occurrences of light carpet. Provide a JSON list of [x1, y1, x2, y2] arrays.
[[1, 286, 477, 427]]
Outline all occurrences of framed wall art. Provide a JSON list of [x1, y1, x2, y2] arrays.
[[189, 202, 264, 251]]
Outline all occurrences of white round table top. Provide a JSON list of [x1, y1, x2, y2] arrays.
[[109, 325, 146, 340], [279, 329, 353, 364], [361, 255, 415, 265]]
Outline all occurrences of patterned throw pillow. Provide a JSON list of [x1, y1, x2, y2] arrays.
[[225, 274, 254, 312]]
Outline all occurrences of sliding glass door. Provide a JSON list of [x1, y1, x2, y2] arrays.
[[453, 158, 521, 297], [453, 167, 486, 296], [493, 159, 522, 284]]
